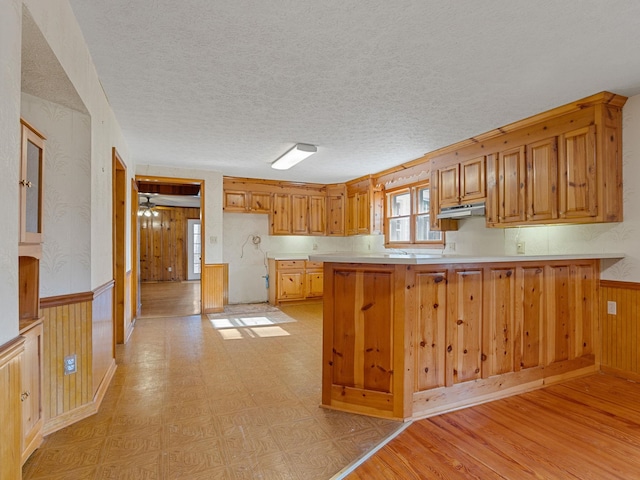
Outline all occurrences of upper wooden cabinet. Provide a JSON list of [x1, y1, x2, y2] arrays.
[[223, 190, 271, 213], [271, 193, 291, 234], [427, 92, 626, 229], [346, 176, 383, 236], [20, 120, 45, 247], [326, 184, 346, 236]]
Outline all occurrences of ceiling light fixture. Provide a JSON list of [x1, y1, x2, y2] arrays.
[[271, 143, 317, 170], [138, 195, 159, 217]]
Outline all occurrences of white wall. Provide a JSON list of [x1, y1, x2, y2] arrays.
[[135, 165, 224, 264], [21, 93, 92, 297], [0, 0, 22, 344], [24, 0, 132, 289]]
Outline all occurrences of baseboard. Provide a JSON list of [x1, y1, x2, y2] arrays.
[[94, 359, 117, 410], [600, 365, 640, 383]]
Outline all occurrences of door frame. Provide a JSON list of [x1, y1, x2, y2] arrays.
[[112, 148, 128, 346], [134, 174, 205, 313]]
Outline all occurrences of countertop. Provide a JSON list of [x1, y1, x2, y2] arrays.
[[308, 252, 625, 265]]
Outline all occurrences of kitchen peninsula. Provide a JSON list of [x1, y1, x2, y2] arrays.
[[310, 252, 624, 421]]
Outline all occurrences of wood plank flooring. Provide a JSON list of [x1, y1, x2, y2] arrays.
[[139, 281, 201, 318], [348, 373, 640, 479]]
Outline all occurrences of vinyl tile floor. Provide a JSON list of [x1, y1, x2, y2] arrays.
[[22, 303, 402, 480]]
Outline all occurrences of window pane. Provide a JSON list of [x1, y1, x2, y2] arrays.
[[389, 217, 410, 242], [416, 215, 442, 242], [416, 187, 431, 214], [389, 191, 411, 217]]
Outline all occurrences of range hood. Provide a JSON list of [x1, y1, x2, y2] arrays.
[[436, 202, 486, 219]]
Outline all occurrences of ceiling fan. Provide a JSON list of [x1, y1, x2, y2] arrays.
[[138, 195, 159, 217]]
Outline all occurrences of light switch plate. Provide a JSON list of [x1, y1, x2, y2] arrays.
[[607, 301, 617, 315]]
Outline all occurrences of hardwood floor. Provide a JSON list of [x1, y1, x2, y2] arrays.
[[348, 373, 640, 479], [139, 281, 201, 318]]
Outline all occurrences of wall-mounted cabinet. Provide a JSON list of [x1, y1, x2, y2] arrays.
[[427, 92, 626, 230], [223, 190, 271, 213], [326, 184, 346, 236], [346, 177, 383, 236], [19, 120, 45, 251]]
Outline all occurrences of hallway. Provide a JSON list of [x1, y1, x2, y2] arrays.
[[22, 303, 401, 479]]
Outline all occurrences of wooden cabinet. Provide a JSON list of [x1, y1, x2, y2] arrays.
[[305, 261, 324, 298], [270, 193, 291, 234], [20, 321, 43, 465], [345, 177, 383, 236], [291, 195, 309, 234], [309, 195, 326, 235], [326, 184, 346, 236], [268, 259, 324, 305], [223, 190, 271, 213], [446, 269, 483, 385], [322, 258, 599, 420], [427, 92, 625, 230], [20, 121, 45, 247]]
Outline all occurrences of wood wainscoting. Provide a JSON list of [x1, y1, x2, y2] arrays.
[[202, 263, 228, 313], [40, 280, 116, 435], [0, 337, 25, 480], [600, 280, 640, 381]]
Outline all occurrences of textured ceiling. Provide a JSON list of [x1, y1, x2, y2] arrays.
[[66, 0, 640, 184]]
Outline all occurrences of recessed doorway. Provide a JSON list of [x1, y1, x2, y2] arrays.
[[135, 176, 203, 318]]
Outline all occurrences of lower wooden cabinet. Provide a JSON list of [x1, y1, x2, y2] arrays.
[[268, 259, 323, 305], [20, 319, 43, 465], [322, 259, 599, 420]]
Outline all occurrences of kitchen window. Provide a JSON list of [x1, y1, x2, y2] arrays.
[[385, 183, 443, 247]]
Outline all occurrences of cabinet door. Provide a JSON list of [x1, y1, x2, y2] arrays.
[[559, 126, 597, 219], [414, 270, 447, 391], [271, 194, 291, 234], [277, 270, 305, 300], [21, 323, 43, 464], [515, 265, 545, 370], [483, 267, 516, 377], [498, 146, 526, 223], [20, 123, 44, 244], [526, 138, 558, 221], [326, 195, 345, 236], [346, 194, 357, 235], [249, 192, 271, 213], [309, 195, 326, 235], [306, 270, 324, 298], [438, 165, 460, 207], [356, 191, 370, 234], [460, 157, 485, 203], [447, 269, 483, 385], [223, 190, 248, 212], [291, 195, 309, 235]]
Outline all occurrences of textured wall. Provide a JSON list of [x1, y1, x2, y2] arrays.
[[21, 93, 92, 297], [24, 0, 132, 289], [0, 0, 22, 344]]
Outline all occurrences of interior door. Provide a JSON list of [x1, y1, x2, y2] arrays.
[[187, 219, 201, 281]]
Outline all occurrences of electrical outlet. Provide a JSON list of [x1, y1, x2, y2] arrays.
[[167, 266, 172, 272], [448, 242, 456, 252], [607, 301, 617, 315], [64, 354, 77, 375], [516, 242, 526, 254], [312, 243, 318, 251]]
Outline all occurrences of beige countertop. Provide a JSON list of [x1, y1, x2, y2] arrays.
[[308, 252, 625, 265]]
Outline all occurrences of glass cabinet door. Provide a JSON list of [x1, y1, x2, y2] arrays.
[[20, 122, 45, 244]]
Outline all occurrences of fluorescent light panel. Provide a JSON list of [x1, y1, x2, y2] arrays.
[[271, 143, 317, 170]]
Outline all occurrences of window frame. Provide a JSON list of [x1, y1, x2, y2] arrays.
[[384, 181, 444, 248]]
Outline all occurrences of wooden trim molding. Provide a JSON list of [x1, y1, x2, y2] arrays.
[[0, 336, 26, 368], [40, 279, 116, 309], [600, 279, 640, 290]]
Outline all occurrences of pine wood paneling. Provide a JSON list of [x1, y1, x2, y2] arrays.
[[202, 263, 228, 313], [600, 280, 640, 380], [139, 206, 200, 282], [40, 281, 115, 435], [0, 337, 25, 480]]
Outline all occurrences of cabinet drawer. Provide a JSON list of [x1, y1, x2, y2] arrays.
[[277, 260, 305, 269], [305, 261, 323, 269]]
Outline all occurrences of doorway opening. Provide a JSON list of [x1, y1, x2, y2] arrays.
[[134, 176, 204, 318]]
